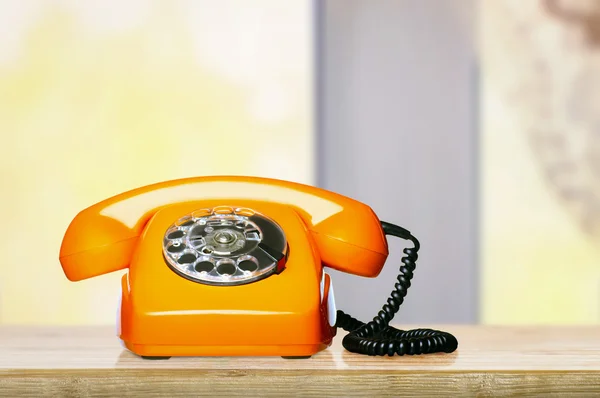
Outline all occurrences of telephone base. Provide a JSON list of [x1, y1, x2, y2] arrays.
[[121, 340, 331, 357]]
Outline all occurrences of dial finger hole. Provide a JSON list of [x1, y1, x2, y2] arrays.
[[167, 230, 184, 239], [177, 253, 197, 264], [194, 261, 214, 273], [216, 259, 236, 276], [235, 208, 255, 217], [214, 206, 234, 214], [238, 257, 259, 272]]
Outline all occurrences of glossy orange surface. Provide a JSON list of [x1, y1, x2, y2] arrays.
[[59, 176, 386, 356]]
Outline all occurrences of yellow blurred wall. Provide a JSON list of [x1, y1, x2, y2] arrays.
[[481, 0, 600, 324], [0, 1, 314, 324]]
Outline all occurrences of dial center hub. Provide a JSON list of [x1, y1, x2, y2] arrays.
[[214, 230, 236, 245]]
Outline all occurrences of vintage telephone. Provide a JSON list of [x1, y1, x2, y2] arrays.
[[59, 176, 457, 359]]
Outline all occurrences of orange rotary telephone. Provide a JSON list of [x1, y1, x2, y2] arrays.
[[59, 176, 457, 359]]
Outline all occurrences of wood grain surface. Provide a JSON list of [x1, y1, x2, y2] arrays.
[[1, 325, 600, 396]]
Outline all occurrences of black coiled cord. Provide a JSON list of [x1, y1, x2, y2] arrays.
[[334, 221, 458, 356]]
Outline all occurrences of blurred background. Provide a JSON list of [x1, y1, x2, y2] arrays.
[[1, 0, 599, 326]]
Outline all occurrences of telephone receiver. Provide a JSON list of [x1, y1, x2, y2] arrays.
[[59, 176, 457, 358]]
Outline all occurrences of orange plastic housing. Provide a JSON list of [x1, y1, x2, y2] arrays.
[[59, 176, 388, 357]]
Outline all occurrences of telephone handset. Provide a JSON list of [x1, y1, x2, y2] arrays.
[[59, 176, 457, 358]]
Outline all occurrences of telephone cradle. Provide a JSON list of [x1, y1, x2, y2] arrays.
[[59, 176, 457, 359]]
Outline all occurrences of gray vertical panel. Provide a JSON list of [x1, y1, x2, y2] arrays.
[[318, 0, 477, 323]]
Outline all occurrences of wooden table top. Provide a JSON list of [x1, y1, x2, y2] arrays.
[[1, 325, 600, 396]]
